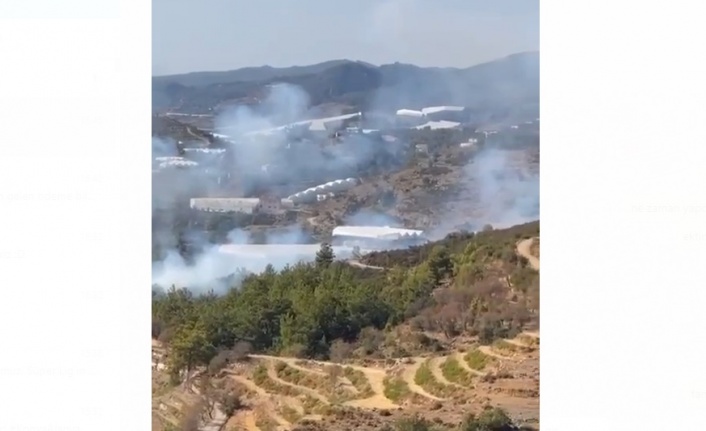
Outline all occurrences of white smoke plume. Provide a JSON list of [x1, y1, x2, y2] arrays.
[[152, 2, 538, 293], [426, 143, 539, 240], [152, 83, 402, 293], [151, 226, 321, 294]]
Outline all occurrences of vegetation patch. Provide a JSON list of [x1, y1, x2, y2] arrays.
[[440, 358, 475, 387], [275, 361, 356, 403], [279, 405, 302, 424], [414, 359, 462, 399], [252, 364, 304, 398], [255, 413, 278, 431], [152, 222, 540, 386], [383, 376, 412, 402], [504, 387, 539, 398], [464, 349, 492, 371], [252, 364, 331, 415], [342, 366, 374, 398], [491, 340, 526, 355], [460, 407, 517, 431], [517, 335, 539, 348]]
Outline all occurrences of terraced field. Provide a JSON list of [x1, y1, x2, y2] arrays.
[[215, 332, 540, 431]]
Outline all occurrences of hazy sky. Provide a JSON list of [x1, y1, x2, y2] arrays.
[[153, 0, 539, 76]]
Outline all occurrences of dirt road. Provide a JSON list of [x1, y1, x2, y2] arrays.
[[343, 366, 398, 410], [478, 345, 515, 361], [250, 354, 398, 409], [502, 338, 535, 349], [263, 360, 330, 404], [448, 352, 484, 377], [429, 354, 470, 388], [401, 358, 444, 401], [250, 356, 327, 376], [516, 238, 540, 271]]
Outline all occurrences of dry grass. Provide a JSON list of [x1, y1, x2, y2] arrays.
[[464, 349, 492, 371], [251, 364, 330, 415], [440, 358, 475, 387], [492, 340, 529, 354], [301, 394, 333, 415], [274, 361, 356, 403], [517, 335, 540, 348], [280, 404, 303, 424], [252, 364, 304, 398], [414, 359, 463, 399], [382, 376, 411, 402], [342, 367, 374, 398], [254, 411, 278, 431]]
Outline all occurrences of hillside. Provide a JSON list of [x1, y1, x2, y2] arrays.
[[153, 60, 357, 87], [152, 221, 540, 431], [152, 52, 539, 119]]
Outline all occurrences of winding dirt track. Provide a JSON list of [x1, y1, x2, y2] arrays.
[[516, 238, 540, 271], [264, 360, 330, 404], [449, 352, 485, 376], [266, 356, 327, 376], [227, 374, 291, 431], [478, 345, 516, 361], [343, 366, 398, 410], [250, 354, 398, 409], [402, 358, 444, 401], [502, 338, 535, 349], [429, 356, 467, 387], [228, 373, 268, 396]]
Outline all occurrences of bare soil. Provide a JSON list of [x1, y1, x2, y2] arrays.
[[153, 331, 540, 431]]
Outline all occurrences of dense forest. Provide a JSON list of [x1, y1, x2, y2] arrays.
[[152, 221, 539, 383]]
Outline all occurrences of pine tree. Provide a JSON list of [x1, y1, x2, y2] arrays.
[[315, 242, 335, 267]]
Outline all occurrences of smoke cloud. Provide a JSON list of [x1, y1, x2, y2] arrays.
[[152, 83, 403, 292], [151, 226, 320, 294], [426, 144, 539, 240], [152, 7, 538, 293], [152, 80, 539, 292], [345, 209, 402, 228]]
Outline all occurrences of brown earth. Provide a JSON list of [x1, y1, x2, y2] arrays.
[[299, 144, 539, 240], [152, 331, 540, 431]]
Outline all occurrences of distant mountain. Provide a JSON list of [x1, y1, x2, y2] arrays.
[[153, 59, 357, 87], [152, 52, 539, 119]]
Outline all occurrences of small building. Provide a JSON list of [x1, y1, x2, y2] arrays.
[[158, 159, 199, 169], [259, 195, 285, 215], [182, 148, 226, 154], [414, 120, 461, 130], [421, 106, 466, 122], [415, 144, 429, 154], [396, 109, 424, 118], [190, 197, 295, 215], [421, 106, 465, 115], [331, 225, 426, 249], [459, 142, 474, 148], [190, 198, 260, 214], [395, 109, 425, 127]]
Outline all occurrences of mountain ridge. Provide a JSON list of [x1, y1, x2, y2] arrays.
[[152, 51, 539, 116]]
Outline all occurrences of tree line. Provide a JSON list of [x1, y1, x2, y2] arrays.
[[152, 222, 539, 382]]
